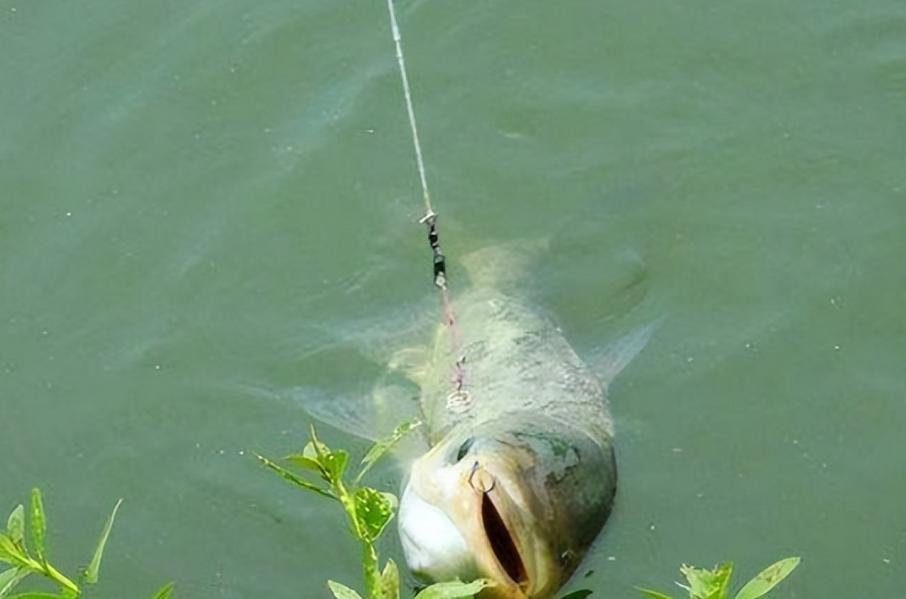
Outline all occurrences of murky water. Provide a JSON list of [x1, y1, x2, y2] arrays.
[[2, 1, 904, 597]]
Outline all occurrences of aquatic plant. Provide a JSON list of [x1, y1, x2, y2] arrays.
[[636, 558, 800, 599], [0, 488, 173, 599], [257, 421, 491, 599]]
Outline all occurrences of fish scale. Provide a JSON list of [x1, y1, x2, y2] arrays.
[[421, 287, 613, 446]]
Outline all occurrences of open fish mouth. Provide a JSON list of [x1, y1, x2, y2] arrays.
[[481, 492, 528, 589]]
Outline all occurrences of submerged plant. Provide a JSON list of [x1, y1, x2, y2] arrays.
[[0, 488, 173, 599], [258, 422, 491, 599], [636, 558, 800, 599]]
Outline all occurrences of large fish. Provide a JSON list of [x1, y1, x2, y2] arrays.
[[306, 245, 654, 599]]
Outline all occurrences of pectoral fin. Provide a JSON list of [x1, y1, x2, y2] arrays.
[[387, 346, 431, 384], [589, 319, 661, 389], [293, 375, 426, 443]]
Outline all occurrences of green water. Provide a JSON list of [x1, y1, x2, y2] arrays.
[[2, 0, 904, 597]]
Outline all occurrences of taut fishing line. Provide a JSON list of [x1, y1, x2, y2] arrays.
[[384, 0, 468, 406]]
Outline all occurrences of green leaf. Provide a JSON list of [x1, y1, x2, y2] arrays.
[[283, 450, 347, 487], [560, 591, 593, 599], [327, 580, 364, 599], [0, 568, 30, 599], [0, 535, 26, 567], [353, 488, 397, 542], [734, 558, 800, 599], [321, 450, 349, 485], [148, 582, 175, 599], [635, 588, 676, 599], [7, 593, 64, 598], [355, 420, 421, 484], [681, 563, 733, 599], [380, 559, 400, 599], [28, 490, 46, 564], [285, 453, 326, 477], [301, 427, 348, 484], [413, 579, 492, 599], [5, 508, 24, 547], [83, 498, 123, 584], [307, 425, 330, 459], [255, 454, 335, 499]]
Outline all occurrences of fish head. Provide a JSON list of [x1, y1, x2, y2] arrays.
[[399, 414, 616, 598]]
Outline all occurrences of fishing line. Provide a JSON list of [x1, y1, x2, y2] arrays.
[[384, 0, 469, 406], [386, 0, 433, 219]]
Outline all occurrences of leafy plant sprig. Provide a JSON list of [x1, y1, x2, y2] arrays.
[[257, 421, 491, 599], [637, 557, 800, 599], [0, 488, 174, 599]]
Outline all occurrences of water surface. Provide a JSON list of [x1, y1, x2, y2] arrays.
[[1, 1, 904, 597]]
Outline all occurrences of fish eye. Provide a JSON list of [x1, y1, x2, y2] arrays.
[[455, 437, 474, 462]]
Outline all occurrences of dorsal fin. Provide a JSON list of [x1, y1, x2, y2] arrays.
[[459, 239, 549, 290]]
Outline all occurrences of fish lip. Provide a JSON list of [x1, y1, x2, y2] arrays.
[[478, 486, 530, 594], [399, 483, 478, 583]]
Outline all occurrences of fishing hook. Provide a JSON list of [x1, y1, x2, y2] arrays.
[[469, 461, 496, 494]]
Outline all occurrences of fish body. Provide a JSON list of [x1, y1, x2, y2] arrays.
[[299, 245, 651, 598], [399, 277, 643, 598], [421, 287, 615, 445]]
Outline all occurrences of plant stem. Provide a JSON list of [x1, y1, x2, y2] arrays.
[[360, 539, 382, 599], [43, 561, 80, 594], [20, 556, 80, 595], [333, 478, 382, 599], [336, 483, 362, 539]]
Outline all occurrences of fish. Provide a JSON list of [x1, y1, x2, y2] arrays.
[[304, 244, 655, 599]]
